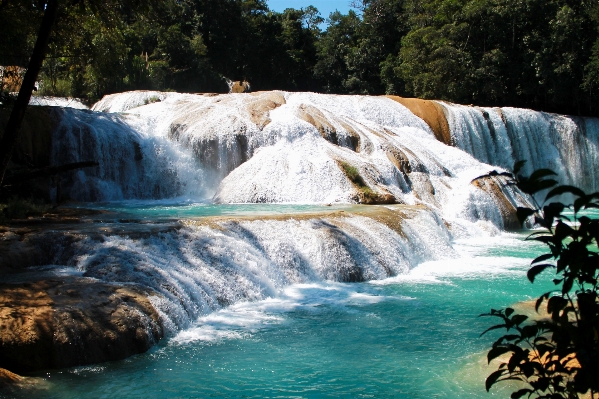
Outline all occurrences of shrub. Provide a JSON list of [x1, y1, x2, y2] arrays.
[[481, 161, 599, 398]]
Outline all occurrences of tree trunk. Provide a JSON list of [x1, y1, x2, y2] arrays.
[[0, 0, 59, 186]]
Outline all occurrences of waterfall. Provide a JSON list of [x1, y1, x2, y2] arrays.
[[25, 90, 599, 335], [42, 90, 599, 224], [442, 103, 599, 192], [50, 206, 456, 334], [50, 107, 203, 201]]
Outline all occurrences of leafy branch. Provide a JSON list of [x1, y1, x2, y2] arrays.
[[480, 161, 599, 399]]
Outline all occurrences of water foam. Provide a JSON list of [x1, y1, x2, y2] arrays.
[[39, 90, 599, 338], [58, 206, 457, 333]]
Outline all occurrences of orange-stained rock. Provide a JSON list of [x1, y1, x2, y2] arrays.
[[0, 367, 22, 387], [247, 91, 286, 129], [0, 277, 163, 373], [472, 175, 520, 230], [296, 104, 361, 151], [385, 96, 452, 145]]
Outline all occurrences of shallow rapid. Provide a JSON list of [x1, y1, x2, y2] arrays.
[[6, 91, 597, 397]]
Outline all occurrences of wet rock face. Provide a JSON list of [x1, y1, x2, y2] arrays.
[[472, 175, 521, 230], [385, 96, 451, 145], [0, 277, 163, 373], [0, 367, 22, 387]]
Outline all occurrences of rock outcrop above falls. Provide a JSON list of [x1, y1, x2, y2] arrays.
[[12, 91, 599, 227], [385, 96, 452, 146], [0, 276, 162, 373]]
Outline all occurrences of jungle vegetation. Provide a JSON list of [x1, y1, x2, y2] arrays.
[[481, 163, 599, 398], [1, 0, 598, 117]]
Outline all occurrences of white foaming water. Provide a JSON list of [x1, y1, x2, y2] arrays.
[[443, 103, 599, 191], [171, 281, 410, 345], [55, 91, 599, 208], [374, 231, 535, 286], [41, 90, 598, 337], [30, 96, 89, 109], [51, 108, 203, 200], [169, 229, 531, 345], [49, 90, 572, 228], [91, 90, 169, 113], [66, 206, 457, 334]]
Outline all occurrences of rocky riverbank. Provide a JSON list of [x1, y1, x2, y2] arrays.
[[0, 208, 165, 375]]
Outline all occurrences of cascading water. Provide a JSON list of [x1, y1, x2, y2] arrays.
[[442, 103, 599, 191], [11, 92, 599, 397], [50, 107, 203, 201], [53, 206, 454, 336], [37, 90, 599, 333]]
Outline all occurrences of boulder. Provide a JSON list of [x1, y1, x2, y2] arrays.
[[230, 80, 251, 93], [0, 277, 163, 373], [385, 96, 452, 145]]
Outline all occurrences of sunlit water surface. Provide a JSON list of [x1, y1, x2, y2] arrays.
[[8, 202, 560, 399], [78, 200, 358, 221]]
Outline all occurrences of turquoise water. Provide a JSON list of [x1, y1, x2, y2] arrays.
[[80, 200, 356, 221], [9, 230, 553, 399]]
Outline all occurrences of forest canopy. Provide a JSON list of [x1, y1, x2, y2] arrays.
[[1, 0, 598, 117]]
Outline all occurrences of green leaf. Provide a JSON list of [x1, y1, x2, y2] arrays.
[[527, 264, 553, 282], [531, 253, 553, 264], [487, 346, 511, 363], [544, 185, 585, 202], [534, 179, 558, 192], [511, 314, 528, 326], [511, 388, 533, 399], [529, 169, 557, 182], [562, 277, 574, 294], [547, 296, 567, 314], [535, 292, 550, 311], [513, 160, 527, 175], [520, 324, 538, 339], [574, 196, 589, 214], [480, 324, 509, 337], [486, 369, 506, 391], [554, 221, 574, 241], [516, 207, 535, 225]]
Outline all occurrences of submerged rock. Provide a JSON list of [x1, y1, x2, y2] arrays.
[[0, 368, 22, 387], [0, 277, 162, 373]]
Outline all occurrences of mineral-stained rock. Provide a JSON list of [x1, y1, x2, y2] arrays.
[[0, 276, 163, 372], [0, 367, 22, 387], [247, 91, 286, 130], [472, 175, 521, 230], [385, 96, 452, 146]]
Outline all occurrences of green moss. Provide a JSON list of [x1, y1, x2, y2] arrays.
[[340, 161, 366, 187], [0, 197, 50, 222], [339, 161, 382, 203], [143, 95, 161, 105]]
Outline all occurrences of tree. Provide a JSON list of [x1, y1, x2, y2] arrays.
[[481, 162, 599, 398], [0, 0, 58, 186], [314, 10, 363, 93]]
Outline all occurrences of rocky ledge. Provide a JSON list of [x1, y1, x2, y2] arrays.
[[0, 275, 163, 373]]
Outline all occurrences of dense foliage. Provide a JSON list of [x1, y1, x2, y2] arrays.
[[1, 0, 599, 116], [481, 162, 599, 398]]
